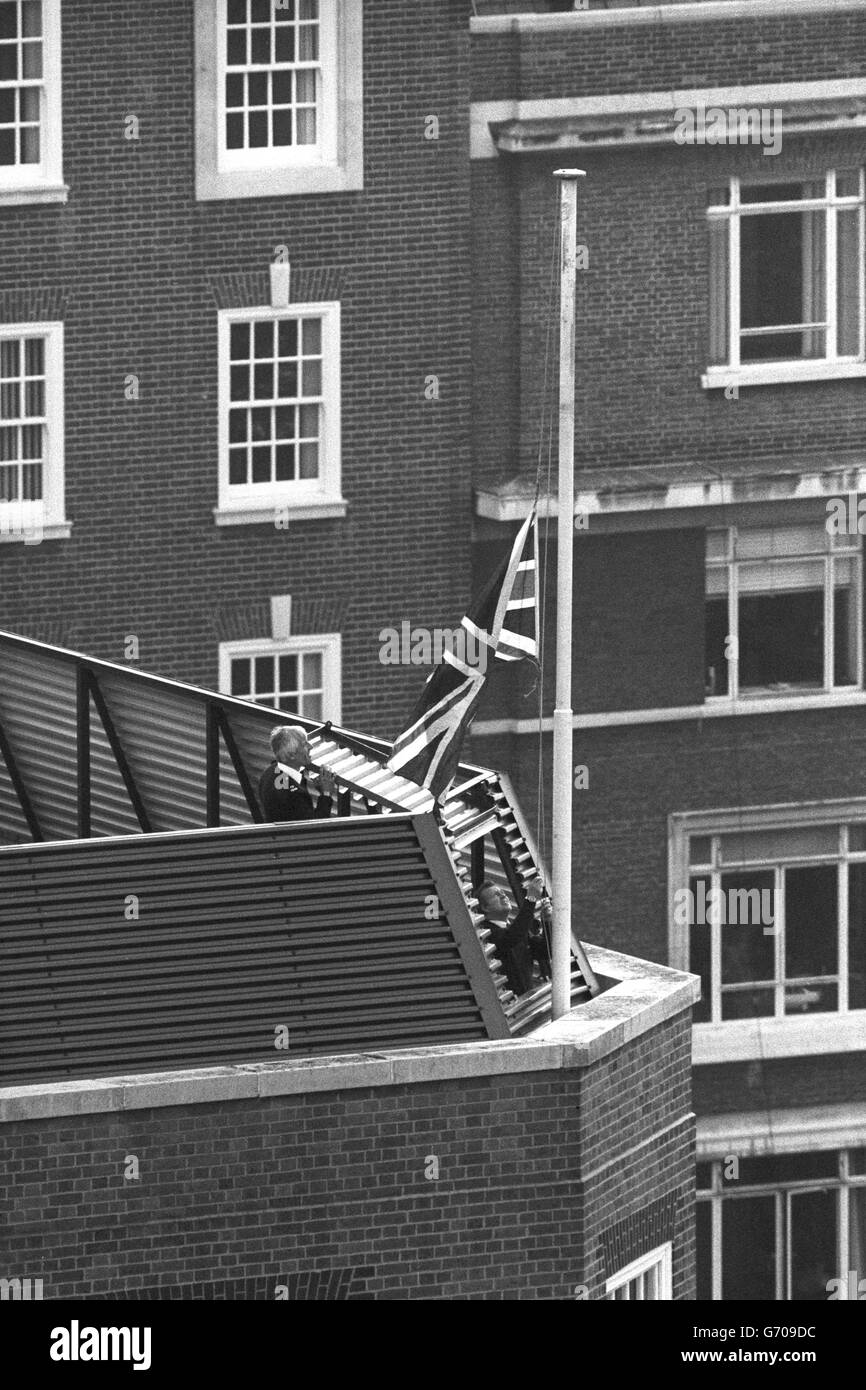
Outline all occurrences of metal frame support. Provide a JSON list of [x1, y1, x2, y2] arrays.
[[205, 702, 220, 828], [76, 663, 91, 839]]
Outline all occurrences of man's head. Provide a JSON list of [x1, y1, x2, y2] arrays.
[[270, 725, 313, 770], [477, 880, 513, 922]]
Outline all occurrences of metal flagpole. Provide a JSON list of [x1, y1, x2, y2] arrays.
[[551, 168, 585, 1020]]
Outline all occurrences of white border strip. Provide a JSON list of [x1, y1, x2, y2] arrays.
[[471, 78, 866, 158], [472, 690, 866, 737]]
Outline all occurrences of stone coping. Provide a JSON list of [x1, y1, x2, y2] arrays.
[[470, 0, 862, 35], [0, 946, 698, 1123]]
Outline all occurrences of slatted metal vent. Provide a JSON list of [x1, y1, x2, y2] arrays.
[[0, 814, 509, 1084]]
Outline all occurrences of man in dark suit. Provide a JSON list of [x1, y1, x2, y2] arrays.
[[477, 877, 552, 996], [258, 725, 337, 822]]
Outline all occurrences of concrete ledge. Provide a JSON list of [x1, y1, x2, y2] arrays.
[[470, 0, 864, 35], [694, 1012, 866, 1064], [0, 947, 697, 1122], [698, 1101, 866, 1157]]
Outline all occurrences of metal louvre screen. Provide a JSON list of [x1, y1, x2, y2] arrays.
[[0, 815, 502, 1084]]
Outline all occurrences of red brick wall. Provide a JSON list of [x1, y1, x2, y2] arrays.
[[474, 528, 706, 719], [0, 0, 475, 740], [472, 135, 866, 489], [0, 1016, 694, 1300], [471, 9, 866, 101], [470, 701, 866, 966], [694, 1053, 866, 1117]]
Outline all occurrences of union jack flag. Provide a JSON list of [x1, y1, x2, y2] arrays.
[[386, 510, 538, 800]]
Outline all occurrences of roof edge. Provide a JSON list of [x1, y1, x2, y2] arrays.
[[0, 947, 697, 1122]]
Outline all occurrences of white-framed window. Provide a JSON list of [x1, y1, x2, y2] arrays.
[[704, 170, 866, 389], [697, 1150, 866, 1301], [215, 303, 343, 524], [670, 806, 866, 1030], [0, 0, 64, 204], [221, 0, 336, 170], [0, 320, 67, 541], [705, 524, 862, 702], [194, 0, 363, 200], [219, 634, 341, 724], [605, 1243, 672, 1301]]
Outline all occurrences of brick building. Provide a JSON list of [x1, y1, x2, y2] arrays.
[[466, 0, 866, 1301], [6, 0, 864, 1304], [0, 969, 695, 1302], [0, 0, 474, 736], [0, 636, 697, 1301]]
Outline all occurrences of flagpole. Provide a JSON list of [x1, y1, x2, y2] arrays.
[[551, 169, 585, 1020]]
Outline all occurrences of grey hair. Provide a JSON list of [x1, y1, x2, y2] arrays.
[[270, 725, 308, 760]]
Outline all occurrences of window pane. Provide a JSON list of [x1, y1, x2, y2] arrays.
[[21, 40, 41, 79], [226, 27, 246, 66], [302, 651, 322, 689], [708, 218, 728, 366], [738, 1153, 837, 1184], [689, 874, 712, 1022], [303, 692, 322, 721], [0, 338, 20, 378], [22, 1, 40, 38], [851, 1189, 866, 1285], [278, 654, 298, 692], [277, 361, 298, 397], [722, 1197, 776, 1300], [721, 987, 774, 1020], [736, 526, 826, 560], [690, 836, 712, 866], [834, 579, 857, 686], [302, 358, 321, 395], [278, 319, 298, 357], [0, 3, 17, 41], [230, 322, 250, 360], [739, 589, 823, 691], [248, 110, 268, 147], [296, 106, 316, 145], [837, 207, 860, 357], [254, 656, 274, 695], [302, 318, 322, 354], [784, 864, 837, 988], [250, 28, 271, 65], [298, 441, 318, 479], [720, 870, 775, 980], [705, 597, 729, 696], [740, 211, 826, 362], [254, 320, 273, 358], [230, 657, 251, 696], [19, 124, 39, 164], [719, 825, 838, 866], [696, 1201, 712, 1301], [848, 864, 866, 1009], [790, 1190, 837, 1301], [275, 444, 294, 480], [251, 445, 271, 482]]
